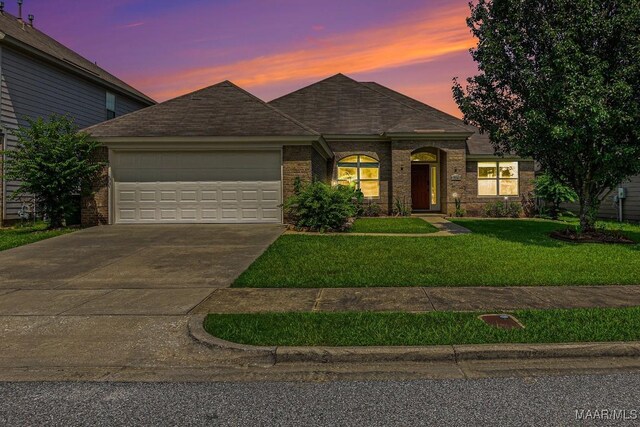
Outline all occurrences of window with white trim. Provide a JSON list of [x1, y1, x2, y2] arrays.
[[478, 161, 519, 196], [337, 155, 380, 198]]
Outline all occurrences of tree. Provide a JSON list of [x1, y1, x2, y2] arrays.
[[3, 115, 105, 228], [453, 0, 640, 232]]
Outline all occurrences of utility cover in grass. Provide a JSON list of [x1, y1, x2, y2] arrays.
[[479, 314, 524, 330]]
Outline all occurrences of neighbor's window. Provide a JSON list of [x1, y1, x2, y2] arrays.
[[478, 162, 519, 196], [106, 92, 116, 119], [337, 155, 380, 198]]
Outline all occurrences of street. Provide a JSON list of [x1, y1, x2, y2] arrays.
[[2, 373, 639, 426]]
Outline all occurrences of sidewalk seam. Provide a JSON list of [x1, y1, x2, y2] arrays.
[[422, 288, 437, 311]]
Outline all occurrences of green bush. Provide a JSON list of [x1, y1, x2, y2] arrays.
[[350, 188, 381, 217], [3, 115, 104, 229], [482, 200, 522, 218], [284, 181, 358, 231], [454, 197, 466, 217], [392, 198, 411, 217], [534, 173, 578, 220]]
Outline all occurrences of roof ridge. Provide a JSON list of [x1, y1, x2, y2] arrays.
[[225, 80, 320, 135], [358, 82, 470, 132], [83, 82, 230, 133], [268, 73, 356, 104], [361, 82, 473, 130]]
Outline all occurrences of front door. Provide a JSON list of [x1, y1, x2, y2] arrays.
[[411, 164, 430, 210]]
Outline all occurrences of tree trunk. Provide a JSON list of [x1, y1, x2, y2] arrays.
[[578, 192, 598, 234]]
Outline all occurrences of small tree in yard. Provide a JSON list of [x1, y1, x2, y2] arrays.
[[534, 172, 578, 220], [453, 0, 640, 233], [3, 115, 104, 229]]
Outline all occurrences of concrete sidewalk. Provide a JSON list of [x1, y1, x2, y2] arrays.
[[193, 285, 640, 313]]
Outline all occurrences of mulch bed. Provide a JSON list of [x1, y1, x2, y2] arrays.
[[550, 228, 635, 244]]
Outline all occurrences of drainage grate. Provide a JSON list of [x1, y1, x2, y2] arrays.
[[478, 314, 524, 329]]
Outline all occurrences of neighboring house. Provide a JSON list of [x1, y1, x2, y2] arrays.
[[0, 10, 154, 225], [598, 176, 640, 222], [82, 74, 535, 226]]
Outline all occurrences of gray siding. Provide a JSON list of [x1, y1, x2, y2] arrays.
[[1, 46, 148, 220], [598, 175, 640, 222]]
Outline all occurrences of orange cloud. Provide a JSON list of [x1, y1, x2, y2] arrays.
[[135, 4, 473, 101]]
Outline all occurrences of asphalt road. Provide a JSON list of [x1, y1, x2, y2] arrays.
[[1, 374, 640, 426]]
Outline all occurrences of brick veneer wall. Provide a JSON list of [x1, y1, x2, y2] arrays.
[[328, 140, 392, 213], [391, 140, 467, 215], [81, 146, 109, 227], [311, 148, 329, 183], [282, 145, 314, 204], [462, 160, 535, 216]]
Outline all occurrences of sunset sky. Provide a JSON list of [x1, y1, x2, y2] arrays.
[[18, 0, 478, 117]]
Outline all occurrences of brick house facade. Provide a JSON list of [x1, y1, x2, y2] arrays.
[[82, 74, 534, 226]]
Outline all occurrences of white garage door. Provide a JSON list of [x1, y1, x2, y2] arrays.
[[111, 150, 282, 224]]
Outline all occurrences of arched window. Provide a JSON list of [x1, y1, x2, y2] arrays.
[[337, 155, 380, 198]]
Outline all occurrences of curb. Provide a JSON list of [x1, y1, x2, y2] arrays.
[[188, 315, 640, 364]]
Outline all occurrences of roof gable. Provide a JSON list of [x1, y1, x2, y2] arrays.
[[84, 81, 319, 138], [0, 12, 154, 104], [360, 81, 494, 155], [269, 73, 469, 135]]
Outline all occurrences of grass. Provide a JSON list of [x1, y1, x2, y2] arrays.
[[204, 308, 640, 346], [234, 219, 640, 287], [0, 222, 74, 252], [349, 217, 438, 234]]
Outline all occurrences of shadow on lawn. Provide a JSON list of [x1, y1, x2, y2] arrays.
[[458, 219, 640, 250]]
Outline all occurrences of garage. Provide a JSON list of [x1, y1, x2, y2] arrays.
[[111, 150, 282, 224]]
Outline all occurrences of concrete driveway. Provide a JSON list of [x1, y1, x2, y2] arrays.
[[0, 224, 286, 381], [0, 224, 283, 316]]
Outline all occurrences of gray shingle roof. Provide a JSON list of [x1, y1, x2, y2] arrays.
[[360, 81, 496, 156], [268, 74, 470, 136], [84, 81, 320, 138], [0, 11, 154, 105]]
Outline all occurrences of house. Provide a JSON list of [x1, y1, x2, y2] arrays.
[[82, 74, 535, 226], [0, 8, 154, 225], [598, 176, 640, 222]]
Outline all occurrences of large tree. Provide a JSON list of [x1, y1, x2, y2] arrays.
[[453, 0, 640, 232], [3, 115, 104, 228]]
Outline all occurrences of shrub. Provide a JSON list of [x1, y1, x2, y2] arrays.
[[534, 173, 578, 220], [520, 192, 537, 218], [284, 181, 358, 231], [392, 198, 411, 217], [482, 200, 522, 218], [3, 115, 104, 229], [454, 197, 466, 217], [357, 199, 382, 217]]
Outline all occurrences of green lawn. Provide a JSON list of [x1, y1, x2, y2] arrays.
[[349, 217, 438, 234], [204, 307, 640, 346], [234, 219, 640, 287], [0, 222, 74, 252]]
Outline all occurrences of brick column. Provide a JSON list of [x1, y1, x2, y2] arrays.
[[282, 145, 313, 203], [391, 147, 412, 212], [81, 146, 109, 227], [443, 148, 466, 215]]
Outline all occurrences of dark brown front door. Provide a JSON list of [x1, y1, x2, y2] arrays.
[[411, 164, 430, 210]]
